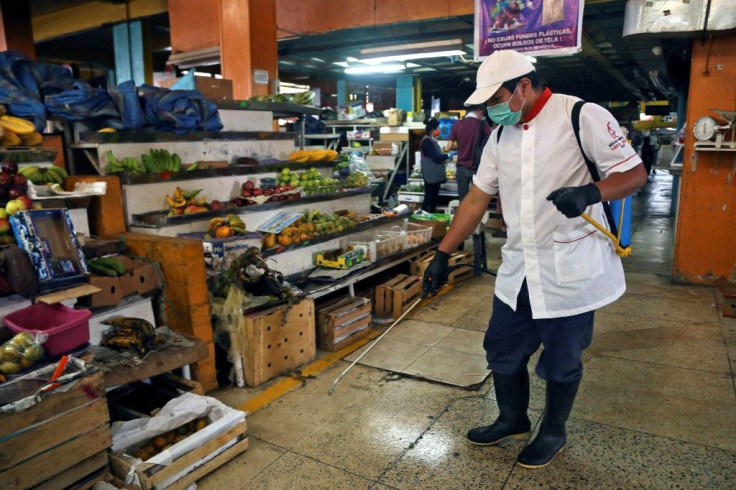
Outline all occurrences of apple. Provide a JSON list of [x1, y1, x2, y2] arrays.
[[264, 189, 273, 196], [241, 188, 252, 198], [17, 195, 32, 209], [233, 198, 244, 207], [6, 199, 27, 215], [0, 172, 11, 185], [1, 160, 18, 175], [7, 188, 22, 200], [209, 200, 225, 211], [0, 218, 9, 234], [242, 181, 254, 191], [12, 174, 26, 186], [253, 189, 263, 197]]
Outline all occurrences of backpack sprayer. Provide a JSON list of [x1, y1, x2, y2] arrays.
[[327, 263, 497, 395]]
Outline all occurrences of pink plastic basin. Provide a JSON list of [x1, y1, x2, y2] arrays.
[[3, 303, 92, 356]]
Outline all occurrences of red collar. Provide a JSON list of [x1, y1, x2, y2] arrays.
[[521, 88, 553, 123]]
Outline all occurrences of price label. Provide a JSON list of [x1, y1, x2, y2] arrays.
[[254, 70, 269, 85]]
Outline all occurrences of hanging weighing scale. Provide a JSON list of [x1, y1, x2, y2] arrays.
[[693, 109, 736, 149]]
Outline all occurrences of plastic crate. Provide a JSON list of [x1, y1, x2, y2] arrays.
[[3, 303, 91, 356], [347, 231, 405, 261], [405, 222, 432, 248]]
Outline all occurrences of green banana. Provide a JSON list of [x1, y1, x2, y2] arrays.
[[93, 257, 126, 275], [172, 154, 182, 172], [186, 162, 198, 171], [89, 261, 119, 277]]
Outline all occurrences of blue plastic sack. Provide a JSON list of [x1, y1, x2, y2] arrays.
[[609, 196, 632, 248]]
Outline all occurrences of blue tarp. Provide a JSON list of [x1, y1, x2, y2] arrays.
[[0, 50, 223, 134]]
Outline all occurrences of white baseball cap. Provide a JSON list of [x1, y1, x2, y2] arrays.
[[464, 50, 535, 106]]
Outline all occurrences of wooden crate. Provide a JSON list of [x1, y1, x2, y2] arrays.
[[375, 274, 423, 319], [0, 370, 112, 490], [410, 251, 474, 285], [317, 296, 373, 351], [240, 298, 316, 387], [110, 421, 249, 490]]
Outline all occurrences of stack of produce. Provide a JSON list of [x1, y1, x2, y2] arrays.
[[105, 149, 195, 174], [277, 168, 339, 195], [0, 332, 44, 379], [240, 180, 300, 205], [87, 256, 126, 277], [288, 148, 338, 163], [0, 115, 43, 147], [100, 317, 157, 357], [249, 90, 316, 105], [17, 163, 67, 186], [344, 170, 371, 188], [130, 418, 210, 461], [261, 209, 359, 249], [165, 186, 209, 215], [1, 159, 34, 222], [205, 215, 246, 239]]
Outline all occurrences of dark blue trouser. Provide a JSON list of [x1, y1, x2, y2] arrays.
[[483, 280, 594, 383]]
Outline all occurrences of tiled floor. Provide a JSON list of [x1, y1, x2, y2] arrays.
[[202, 171, 736, 489]]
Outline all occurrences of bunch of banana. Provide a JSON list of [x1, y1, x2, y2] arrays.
[[227, 214, 246, 234], [100, 317, 156, 357], [292, 90, 316, 105], [165, 186, 206, 209], [17, 165, 68, 185], [105, 150, 146, 174], [88, 257, 126, 277], [141, 149, 183, 173]]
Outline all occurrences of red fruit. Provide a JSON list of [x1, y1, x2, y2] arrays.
[[264, 189, 273, 196], [233, 198, 245, 206], [7, 188, 22, 200], [0, 172, 11, 185], [283, 185, 291, 191], [242, 189, 252, 198], [12, 174, 26, 186], [17, 195, 32, 209], [1, 160, 18, 175], [253, 189, 263, 197], [242, 181, 255, 190]]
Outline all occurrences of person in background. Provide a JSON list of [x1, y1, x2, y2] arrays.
[[640, 129, 659, 181], [422, 49, 647, 469], [420, 117, 449, 212], [446, 105, 492, 202]]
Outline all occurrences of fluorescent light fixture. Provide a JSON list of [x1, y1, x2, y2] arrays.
[[310, 57, 325, 63], [358, 39, 465, 64], [345, 64, 405, 75], [359, 49, 465, 64]]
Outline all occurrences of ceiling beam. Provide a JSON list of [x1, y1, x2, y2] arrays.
[[32, 0, 167, 42], [581, 31, 646, 101]]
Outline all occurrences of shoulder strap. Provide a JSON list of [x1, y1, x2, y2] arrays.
[[475, 118, 485, 149], [496, 125, 503, 143], [571, 100, 619, 238]]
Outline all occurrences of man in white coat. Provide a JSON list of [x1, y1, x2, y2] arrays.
[[423, 50, 647, 468]]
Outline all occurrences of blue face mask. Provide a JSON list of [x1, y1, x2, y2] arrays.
[[486, 86, 525, 126]]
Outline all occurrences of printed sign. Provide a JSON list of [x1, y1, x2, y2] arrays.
[[254, 69, 269, 85], [474, 0, 584, 59]]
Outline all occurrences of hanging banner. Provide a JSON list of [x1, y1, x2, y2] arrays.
[[474, 0, 584, 60]]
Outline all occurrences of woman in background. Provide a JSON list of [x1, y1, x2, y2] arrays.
[[420, 117, 449, 212]]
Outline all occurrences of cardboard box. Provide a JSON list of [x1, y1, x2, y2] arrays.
[[159, 76, 234, 102], [315, 247, 365, 270], [338, 102, 366, 121], [179, 232, 263, 272], [409, 218, 447, 239], [9, 209, 88, 291], [0, 366, 111, 489], [80, 255, 160, 308]]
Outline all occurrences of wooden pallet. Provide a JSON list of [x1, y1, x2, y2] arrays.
[[0, 370, 112, 490], [375, 274, 423, 319], [239, 298, 316, 387], [410, 250, 474, 285], [317, 296, 373, 351], [110, 421, 249, 490]]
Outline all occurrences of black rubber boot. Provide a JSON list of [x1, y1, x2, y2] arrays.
[[467, 370, 531, 445], [517, 379, 581, 469]]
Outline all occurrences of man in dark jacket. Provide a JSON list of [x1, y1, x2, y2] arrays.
[[447, 105, 492, 202]]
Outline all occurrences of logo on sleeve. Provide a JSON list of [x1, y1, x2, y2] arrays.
[[606, 122, 627, 151]]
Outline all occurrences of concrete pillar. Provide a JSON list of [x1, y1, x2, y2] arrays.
[[337, 79, 347, 106], [220, 0, 278, 99], [113, 20, 151, 86], [396, 75, 414, 112]]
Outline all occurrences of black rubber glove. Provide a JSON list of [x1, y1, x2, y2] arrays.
[[423, 250, 451, 296], [546, 183, 601, 218]]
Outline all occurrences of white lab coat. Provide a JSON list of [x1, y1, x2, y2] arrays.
[[473, 93, 642, 319]]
